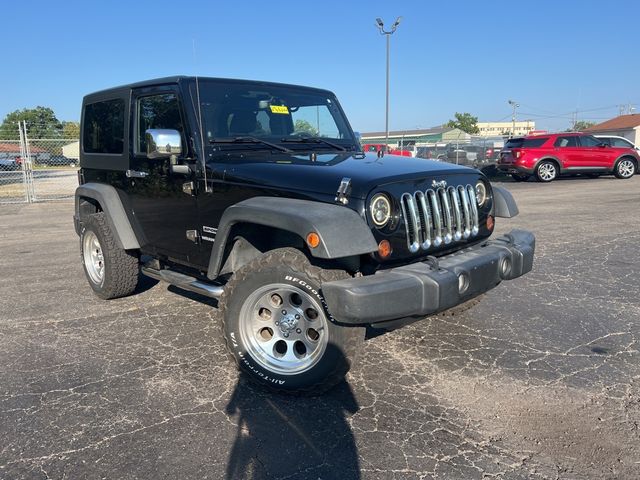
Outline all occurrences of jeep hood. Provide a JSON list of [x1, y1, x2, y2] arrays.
[[215, 152, 475, 199]]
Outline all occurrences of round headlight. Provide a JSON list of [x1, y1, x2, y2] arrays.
[[370, 193, 392, 227], [475, 180, 488, 207]]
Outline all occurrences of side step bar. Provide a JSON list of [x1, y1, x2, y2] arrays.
[[141, 266, 224, 299]]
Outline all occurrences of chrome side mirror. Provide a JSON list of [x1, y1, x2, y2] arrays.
[[146, 129, 182, 159]]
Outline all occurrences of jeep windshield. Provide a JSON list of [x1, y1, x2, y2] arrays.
[[198, 80, 358, 152]]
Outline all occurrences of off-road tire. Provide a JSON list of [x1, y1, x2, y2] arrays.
[[614, 157, 636, 179], [80, 212, 139, 300], [219, 248, 364, 395], [535, 160, 558, 182]]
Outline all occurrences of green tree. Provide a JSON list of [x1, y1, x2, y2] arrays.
[[571, 120, 596, 131], [294, 119, 318, 136], [446, 112, 479, 134], [61, 121, 80, 139], [0, 107, 63, 139]]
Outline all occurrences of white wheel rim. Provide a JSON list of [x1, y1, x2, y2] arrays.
[[539, 163, 556, 181], [239, 283, 329, 375], [83, 231, 105, 285], [618, 160, 635, 178]]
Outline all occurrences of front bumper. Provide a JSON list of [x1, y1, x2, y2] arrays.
[[322, 229, 535, 325]]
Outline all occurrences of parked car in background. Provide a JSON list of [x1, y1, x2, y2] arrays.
[[49, 155, 77, 167], [497, 133, 639, 182], [594, 135, 639, 151], [416, 145, 443, 160], [0, 157, 21, 171], [362, 143, 412, 157]]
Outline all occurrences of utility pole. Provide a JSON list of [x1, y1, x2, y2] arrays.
[[508, 100, 519, 138], [376, 17, 402, 151], [571, 111, 578, 131]]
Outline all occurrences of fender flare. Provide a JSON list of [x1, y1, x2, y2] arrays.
[[206, 197, 378, 279], [614, 154, 639, 168], [75, 183, 140, 250], [492, 186, 519, 218], [534, 156, 563, 173]]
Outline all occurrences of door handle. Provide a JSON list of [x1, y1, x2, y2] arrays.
[[126, 169, 149, 178]]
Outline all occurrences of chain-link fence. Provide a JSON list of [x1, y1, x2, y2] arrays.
[[0, 123, 78, 204]]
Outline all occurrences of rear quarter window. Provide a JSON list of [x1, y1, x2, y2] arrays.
[[83, 99, 125, 154], [505, 137, 548, 148]]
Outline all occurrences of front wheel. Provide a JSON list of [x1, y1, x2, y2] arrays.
[[535, 160, 558, 182], [220, 248, 364, 395], [614, 158, 636, 179]]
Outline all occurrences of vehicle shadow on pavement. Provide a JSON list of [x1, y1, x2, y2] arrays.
[[224, 366, 361, 479]]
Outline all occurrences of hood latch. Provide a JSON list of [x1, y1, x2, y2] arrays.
[[335, 177, 352, 205]]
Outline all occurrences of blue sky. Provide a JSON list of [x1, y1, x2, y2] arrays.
[[2, 0, 638, 133]]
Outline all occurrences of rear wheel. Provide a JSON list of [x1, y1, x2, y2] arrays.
[[80, 212, 139, 299], [614, 158, 636, 179], [220, 248, 364, 395], [535, 161, 558, 182]]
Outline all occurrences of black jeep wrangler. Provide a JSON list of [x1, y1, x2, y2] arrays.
[[74, 76, 535, 394]]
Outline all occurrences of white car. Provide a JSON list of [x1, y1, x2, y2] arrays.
[[594, 135, 639, 151]]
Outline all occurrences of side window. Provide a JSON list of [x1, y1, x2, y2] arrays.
[[579, 136, 601, 147], [612, 138, 633, 148], [137, 94, 183, 154], [554, 136, 578, 147], [83, 99, 125, 154]]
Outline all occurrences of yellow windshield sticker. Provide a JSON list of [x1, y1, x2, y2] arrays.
[[270, 105, 289, 114]]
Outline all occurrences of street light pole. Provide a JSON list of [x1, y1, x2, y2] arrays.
[[508, 99, 519, 138], [376, 17, 402, 151]]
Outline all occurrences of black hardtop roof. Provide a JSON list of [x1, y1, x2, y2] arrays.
[[84, 76, 335, 100]]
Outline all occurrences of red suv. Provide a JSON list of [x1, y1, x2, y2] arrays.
[[497, 133, 639, 182]]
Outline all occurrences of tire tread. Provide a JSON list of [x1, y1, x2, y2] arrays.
[[82, 212, 139, 299], [219, 247, 363, 395]]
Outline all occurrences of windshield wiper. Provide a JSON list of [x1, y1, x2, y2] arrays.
[[210, 136, 292, 153], [281, 136, 347, 152]]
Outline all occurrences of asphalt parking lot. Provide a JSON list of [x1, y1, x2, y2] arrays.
[[1, 176, 639, 479]]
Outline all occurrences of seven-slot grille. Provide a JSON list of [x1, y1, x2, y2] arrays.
[[400, 185, 480, 253]]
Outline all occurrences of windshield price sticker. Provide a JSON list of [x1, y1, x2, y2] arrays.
[[270, 105, 289, 114]]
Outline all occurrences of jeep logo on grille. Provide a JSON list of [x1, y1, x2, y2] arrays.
[[432, 179, 447, 189]]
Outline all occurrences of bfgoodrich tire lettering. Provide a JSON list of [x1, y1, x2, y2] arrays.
[[219, 248, 364, 395], [80, 212, 139, 299]]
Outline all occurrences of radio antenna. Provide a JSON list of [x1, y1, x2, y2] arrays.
[[192, 39, 211, 192]]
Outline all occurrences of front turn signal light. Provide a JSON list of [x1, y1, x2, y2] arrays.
[[378, 240, 392, 258], [487, 215, 495, 231], [306, 232, 320, 249]]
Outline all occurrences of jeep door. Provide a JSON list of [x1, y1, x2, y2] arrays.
[[126, 87, 203, 265]]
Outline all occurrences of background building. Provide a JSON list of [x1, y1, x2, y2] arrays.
[[584, 114, 640, 145], [477, 121, 535, 137], [359, 127, 469, 147]]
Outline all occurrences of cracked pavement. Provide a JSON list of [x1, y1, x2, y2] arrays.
[[0, 175, 639, 479]]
